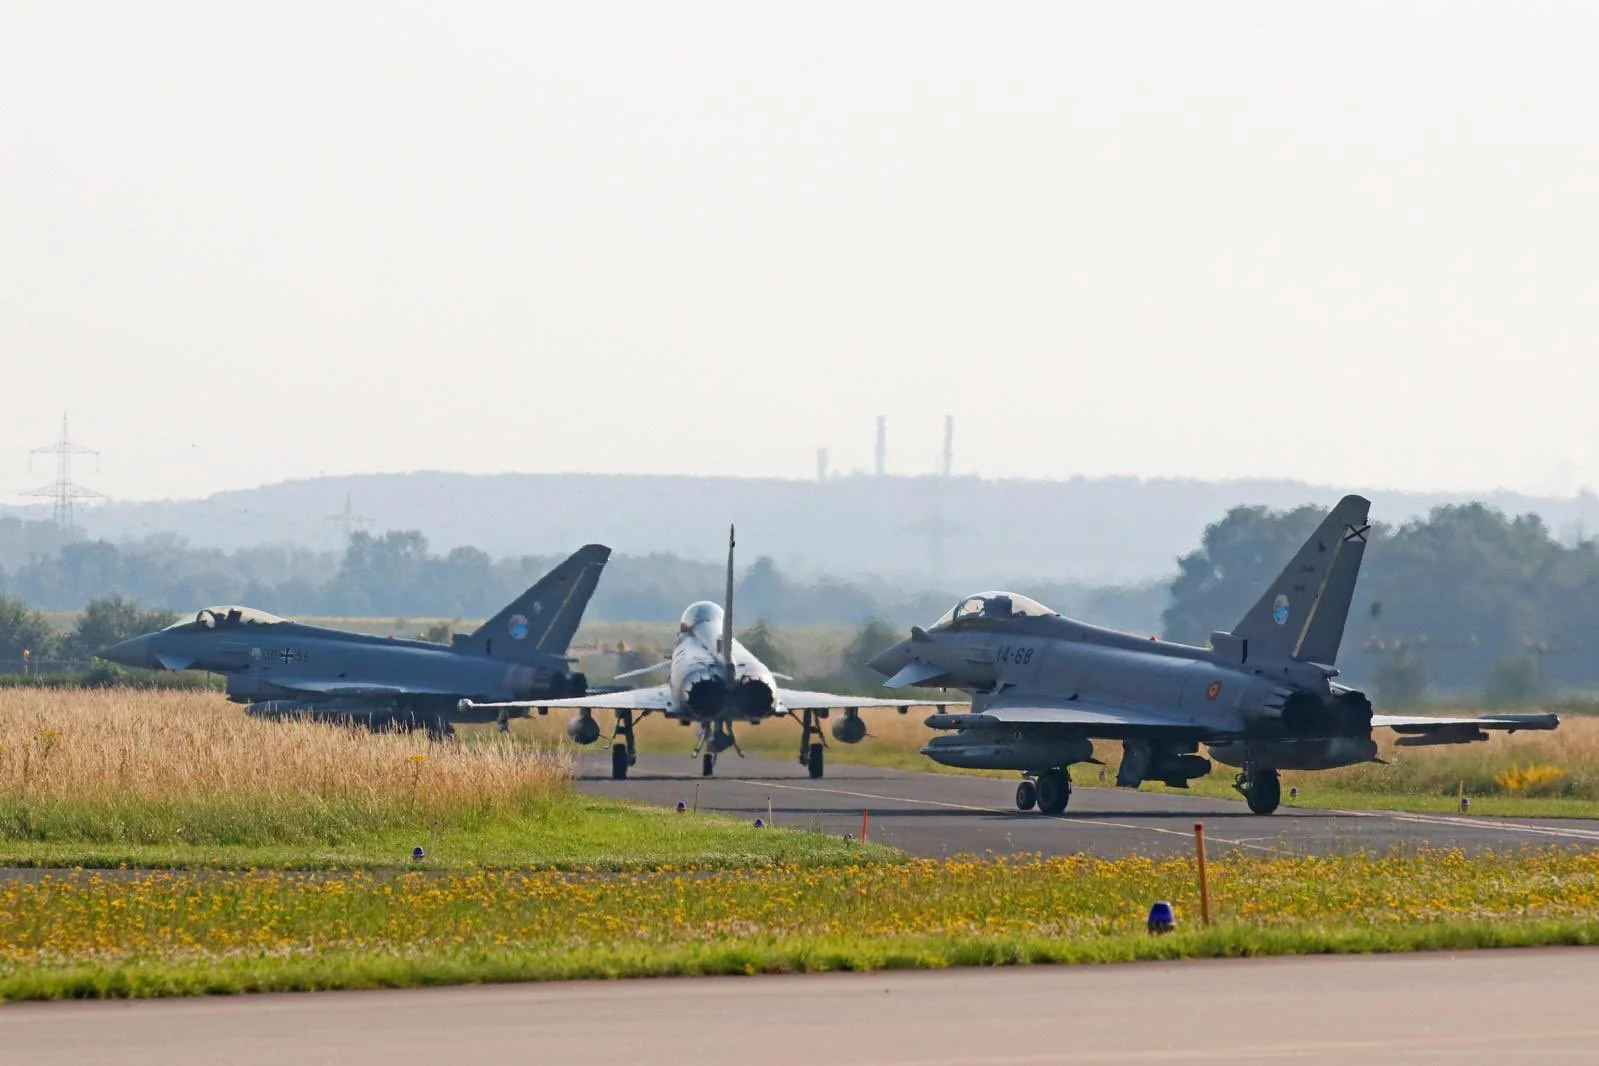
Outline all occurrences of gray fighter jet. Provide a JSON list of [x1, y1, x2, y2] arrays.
[[867, 495, 1559, 815], [101, 544, 611, 735], [464, 528, 955, 779]]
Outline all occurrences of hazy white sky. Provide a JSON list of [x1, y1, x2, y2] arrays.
[[2, 1, 1596, 503]]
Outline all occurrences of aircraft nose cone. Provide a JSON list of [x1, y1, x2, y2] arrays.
[[100, 634, 153, 669], [867, 640, 910, 677]]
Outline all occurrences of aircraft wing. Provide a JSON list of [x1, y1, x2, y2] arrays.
[[932, 695, 1223, 732], [464, 686, 675, 713], [1373, 712, 1559, 745], [778, 689, 961, 711]]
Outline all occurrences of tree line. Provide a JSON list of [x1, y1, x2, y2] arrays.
[[0, 521, 1163, 632], [6, 501, 1598, 704], [1163, 501, 1599, 703]]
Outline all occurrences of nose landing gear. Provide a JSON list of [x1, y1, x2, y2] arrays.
[[1016, 768, 1071, 814]]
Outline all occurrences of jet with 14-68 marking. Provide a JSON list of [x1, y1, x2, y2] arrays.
[[867, 495, 1558, 815], [465, 528, 959, 779], [100, 544, 612, 736]]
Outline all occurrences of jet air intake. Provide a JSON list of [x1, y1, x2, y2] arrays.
[[686, 678, 728, 719], [729, 677, 776, 719]]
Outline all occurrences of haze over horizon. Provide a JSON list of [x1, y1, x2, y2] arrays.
[[4, 2, 1596, 504]]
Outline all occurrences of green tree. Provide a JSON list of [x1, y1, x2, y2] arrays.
[[838, 618, 902, 687], [1162, 503, 1332, 645], [738, 619, 792, 673], [1485, 656, 1541, 706], [1371, 651, 1429, 707], [65, 594, 178, 660], [0, 594, 58, 663]]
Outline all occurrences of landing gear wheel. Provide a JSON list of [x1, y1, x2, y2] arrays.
[[806, 743, 825, 779], [1035, 769, 1071, 815], [1015, 779, 1038, 811], [1244, 768, 1281, 815], [610, 743, 629, 781], [702, 752, 716, 777]]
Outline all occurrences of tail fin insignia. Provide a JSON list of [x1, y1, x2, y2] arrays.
[[1230, 495, 1371, 666], [471, 544, 611, 660]]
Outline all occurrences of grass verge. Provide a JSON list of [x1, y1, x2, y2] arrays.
[[0, 796, 896, 871], [4, 848, 1597, 999]]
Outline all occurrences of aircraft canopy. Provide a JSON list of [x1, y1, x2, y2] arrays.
[[166, 606, 287, 631], [931, 592, 1059, 630], [679, 600, 724, 632]]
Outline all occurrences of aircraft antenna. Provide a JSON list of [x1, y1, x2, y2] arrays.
[[324, 492, 373, 542], [23, 412, 107, 540]]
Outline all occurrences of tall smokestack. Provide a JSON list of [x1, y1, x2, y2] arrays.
[[816, 447, 829, 482], [942, 415, 954, 477], [874, 416, 886, 477]]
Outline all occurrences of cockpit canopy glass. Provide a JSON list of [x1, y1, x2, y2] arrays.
[[165, 606, 288, 631], [930, 592, 1059, 630], [679, 601, 725, 632]]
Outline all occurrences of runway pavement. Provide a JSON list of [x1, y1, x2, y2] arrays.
[[8, 947, 1598, 1063], [576, 751, 1599, 858]]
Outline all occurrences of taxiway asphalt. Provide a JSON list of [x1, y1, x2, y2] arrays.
[[576, 751, 1599, 857], [8, 947, 1597, 1063]]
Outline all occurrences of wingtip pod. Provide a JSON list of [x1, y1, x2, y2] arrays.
[[1481, 712, 1561, 731]]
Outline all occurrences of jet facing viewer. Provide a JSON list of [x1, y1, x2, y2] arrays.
[[464, 527, 957, 779]]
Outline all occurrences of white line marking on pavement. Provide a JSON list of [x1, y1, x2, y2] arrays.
[[1334, 807, 1599, 842]]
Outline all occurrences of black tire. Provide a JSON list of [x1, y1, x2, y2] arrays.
[[1036, 770, 1071, 815], [702, 752, 716, 777], [1015, 779, 1038, 811], [610, 743, 628, 781], [1246, 768, 1281, 815], [807, 743, 825, 779]]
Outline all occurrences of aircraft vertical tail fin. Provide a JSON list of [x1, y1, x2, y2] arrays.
[[471, 544, 611, 660], [722, 525, 736, 682], [1230, 495, 1371, 665]]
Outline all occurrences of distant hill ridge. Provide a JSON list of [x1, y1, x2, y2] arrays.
[[12, 472, 1599, 584]]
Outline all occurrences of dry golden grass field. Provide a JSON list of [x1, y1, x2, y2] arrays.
[[0, 689, 891, 870]]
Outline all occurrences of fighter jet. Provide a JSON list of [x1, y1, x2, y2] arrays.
[[464, 528, 956, 779], [100, 544, 612, 735], [867, 495, 1559, 815]]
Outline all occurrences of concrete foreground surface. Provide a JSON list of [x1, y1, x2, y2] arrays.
[[576, 751, 1599, 858], [8, 948, 1598, 1063]]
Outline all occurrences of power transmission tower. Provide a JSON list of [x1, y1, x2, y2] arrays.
[[24, 413, 107, 540], [324, 492, 372, 542]]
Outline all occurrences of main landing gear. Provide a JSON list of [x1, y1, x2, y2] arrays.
[[797, 709, 826, 779], [1016, 768, 1071, 815], [610, 708, 639, 780], [1234, 766, 1282, 815]]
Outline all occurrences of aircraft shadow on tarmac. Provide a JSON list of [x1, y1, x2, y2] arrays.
[[682, 804, 1294, 822], [575, 771, 906, 784]]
